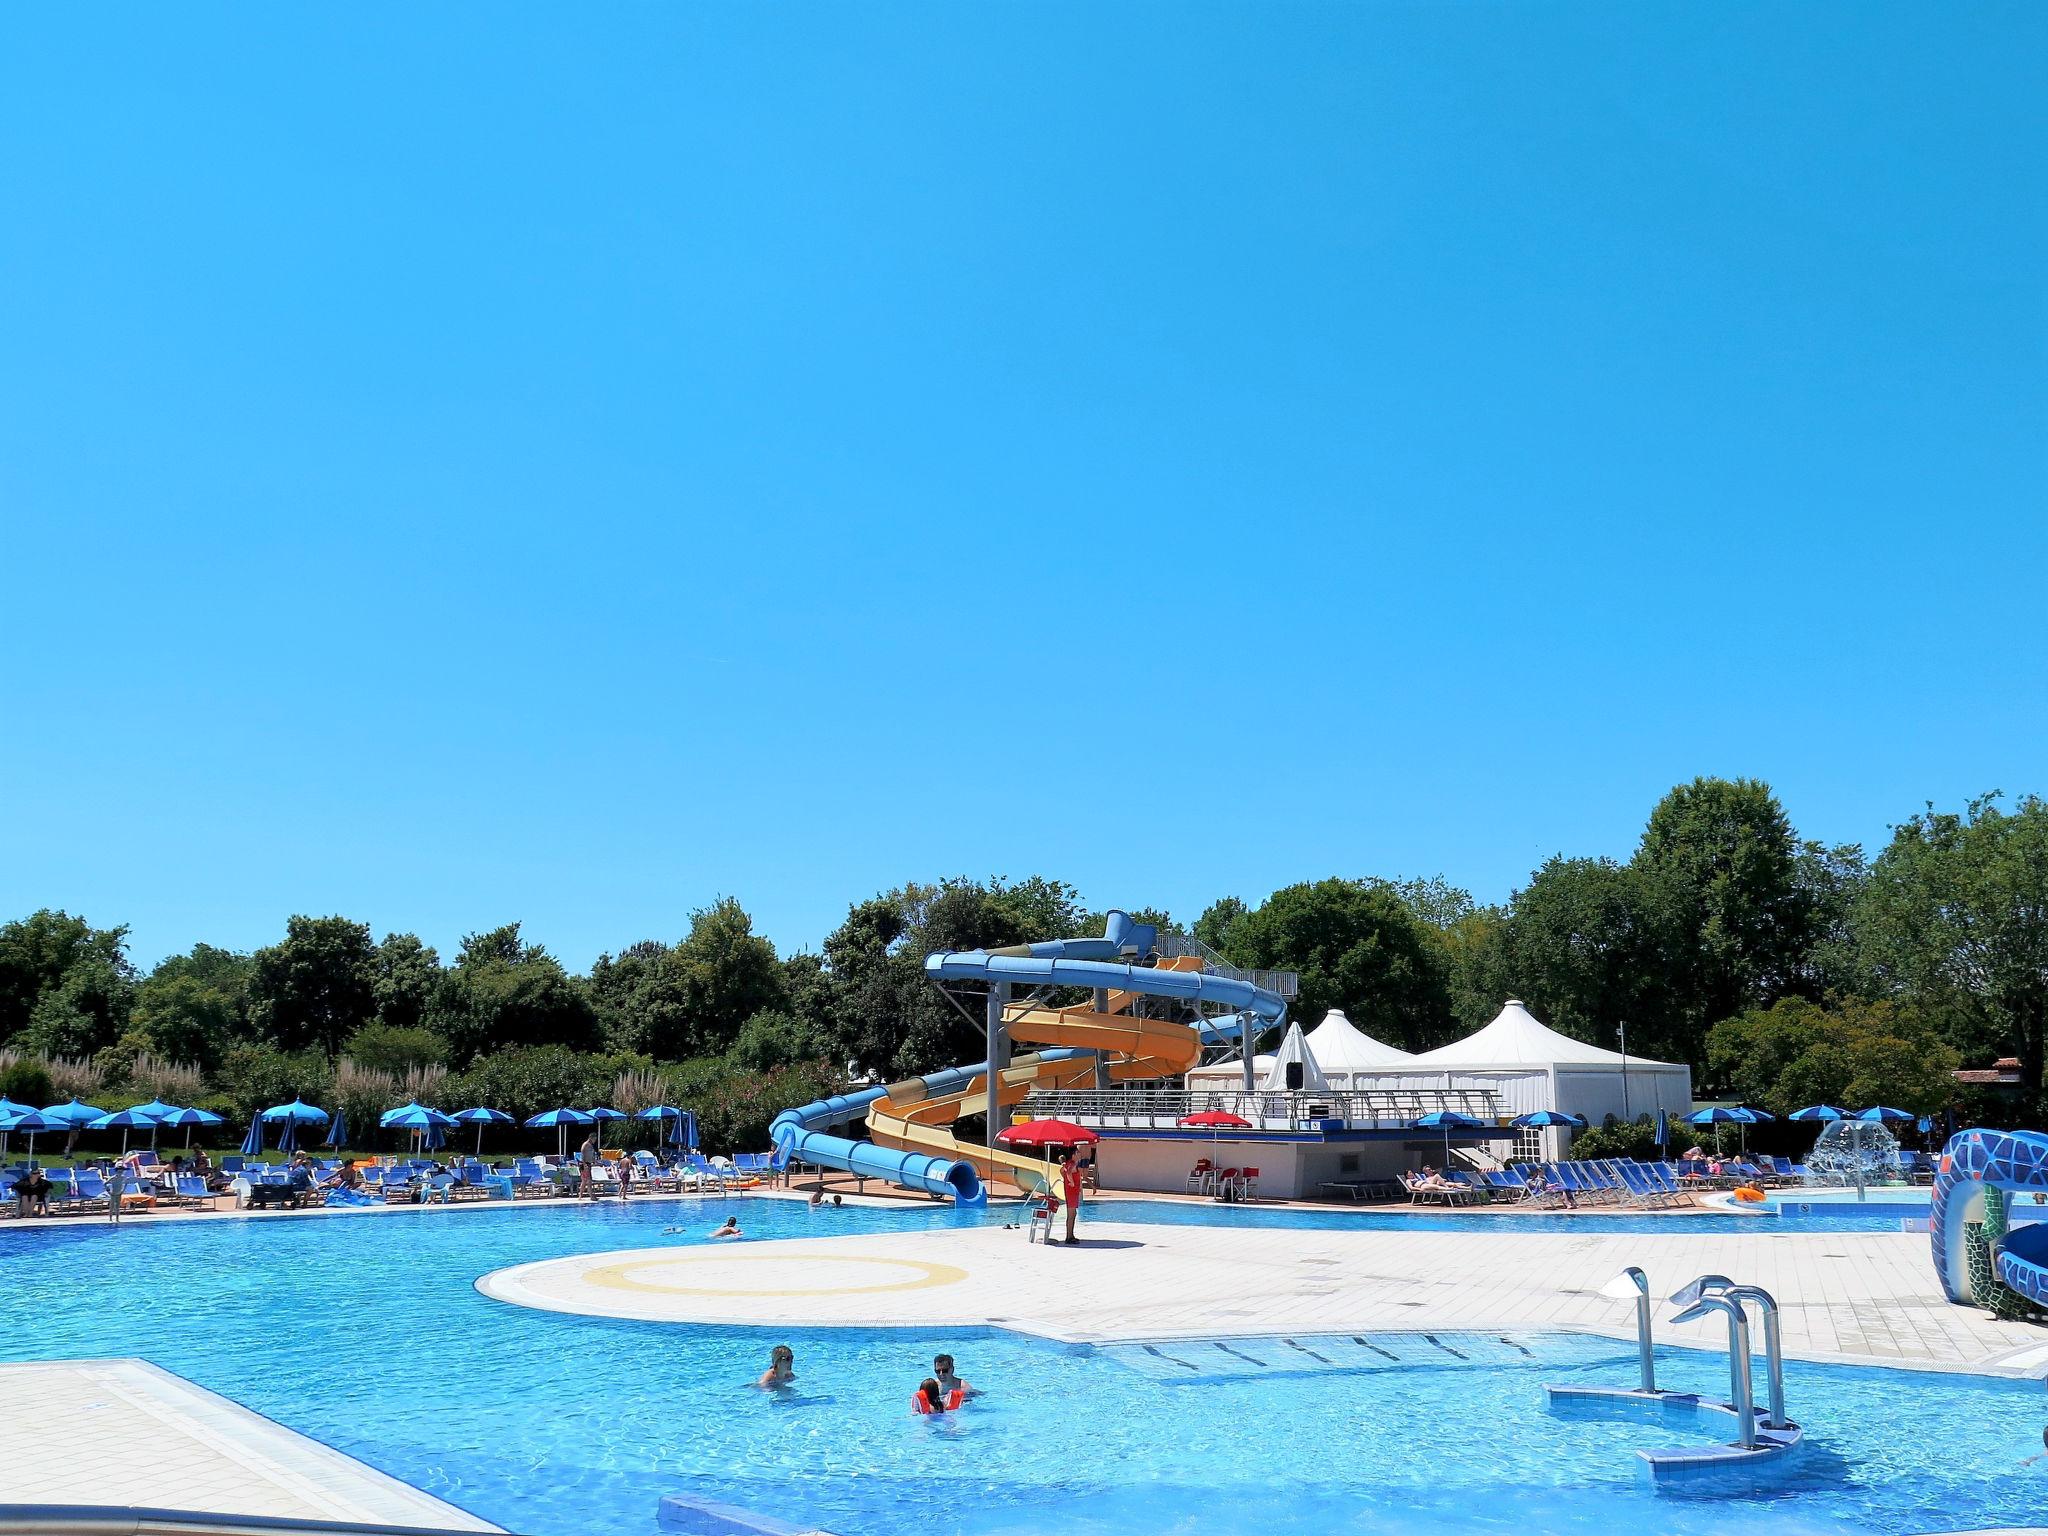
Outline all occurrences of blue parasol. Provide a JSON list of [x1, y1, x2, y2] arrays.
[[87, 1107, 163, 1153], [1411, 1109, 1483, 1164], [0, 1108, 67, 1157], [450, 1106, 513, 1157], [525, 1106, 594, 1156], [157, 1105, 224, 1150]]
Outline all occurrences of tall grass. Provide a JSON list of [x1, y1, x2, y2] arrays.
[[43, 1054, 106, 1101], [125, 1053, 205, 1106]]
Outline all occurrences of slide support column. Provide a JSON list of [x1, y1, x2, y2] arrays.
[[1241, 1011, 1255, 1092], [986, 981, 1011, 1152], [1092, 988, 1111, 1088]]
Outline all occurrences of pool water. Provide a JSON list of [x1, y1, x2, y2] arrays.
[[2, 1196, 2042, 1536]]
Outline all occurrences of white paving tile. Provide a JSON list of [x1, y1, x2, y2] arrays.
[[479, 1219, 2048, 1375], [0, 1358, 499, 1529]]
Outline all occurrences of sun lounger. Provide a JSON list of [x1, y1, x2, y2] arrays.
[[172, 1174, 224, 1209]]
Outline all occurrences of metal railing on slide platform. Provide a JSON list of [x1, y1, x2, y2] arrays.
[[0, 1506, 518, 1536], [1154, 933, 1299, 999], [1026, 1085, 1506, 1131]]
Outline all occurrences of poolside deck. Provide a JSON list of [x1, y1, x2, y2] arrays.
[[480, 1218, 2048, 1375], [0, 1358, 500, 1530]]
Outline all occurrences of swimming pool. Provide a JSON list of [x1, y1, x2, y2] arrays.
[[2, 1197, 2040, 1536]]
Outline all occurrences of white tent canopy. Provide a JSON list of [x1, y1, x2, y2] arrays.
[[1304, 1009, 1417, 1085], [1411, 1000, 1672, 1071], [1259, 1021, 1330, 1093], [1187, 1053, 1273, 1087], [1377, 1000, 1691, 1130]]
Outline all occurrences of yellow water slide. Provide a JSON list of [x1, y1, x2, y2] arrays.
[[864, 992, 1207, 1194]]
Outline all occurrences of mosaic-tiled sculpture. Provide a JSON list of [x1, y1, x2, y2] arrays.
[[1931, 1127, 2048, 1310]]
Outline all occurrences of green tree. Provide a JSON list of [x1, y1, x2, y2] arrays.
[[1705, 996, 1959, 1117], [1225, 879, 1456, 1051], [248, 916, 379, 1056], [814, 876, 1084, 1080], [16, 944, 138, 1059], [0, 910, 135, 1047], [668, 898, 788, 1057], [373, 933, 442, 1034], [341, 1022, 450, 1076], [1633, 776, 1816, 1029], [820, 894, 915, 1077], [430, 924, 598, 1064], [1440, 906, 1511, 1030], [1368, 875, 1477, 931], [130, 945, 255, 1073], [587, 940, 686, 1056], [1856, 793, 2048, 1092], [216, 1044, 333, 1125], [727, 1008, 830, 1072], [1483, 857, 1682, 1060], [1191, 897, 1247, 954]]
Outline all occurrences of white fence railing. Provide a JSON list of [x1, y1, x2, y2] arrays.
[[1026, 1086, 1507, 1133]]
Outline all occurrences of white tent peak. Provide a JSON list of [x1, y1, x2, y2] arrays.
[[1259, 1020, 1330, 1093], [1304, 1009, 1418, 1079], [1412, 1000, 1679, 1070]]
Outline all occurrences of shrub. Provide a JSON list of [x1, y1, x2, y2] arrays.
[[1569, 1116, 1696, 1162], [0, 1056, 55, 1106]]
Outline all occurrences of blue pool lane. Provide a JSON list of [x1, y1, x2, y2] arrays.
[[0, 1195, 2036, 1536]]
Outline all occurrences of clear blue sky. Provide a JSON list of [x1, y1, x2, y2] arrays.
[[3, 4, 2043, 972]]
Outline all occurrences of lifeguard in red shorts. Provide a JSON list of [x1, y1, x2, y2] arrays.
[[1059, 1147, 1084, 1243]]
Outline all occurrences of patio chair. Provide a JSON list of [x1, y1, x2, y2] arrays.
[[172, 1174, 224, 1210], [1185, 1159, 1216, 1196]]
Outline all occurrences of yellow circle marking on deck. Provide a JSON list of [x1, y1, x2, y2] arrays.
[[578, 1253, 969, 1299]]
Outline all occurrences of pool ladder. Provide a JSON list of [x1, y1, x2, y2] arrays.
[[1667, 1273, 1789, 1448]]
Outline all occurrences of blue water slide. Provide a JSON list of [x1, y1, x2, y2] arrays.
[[769, 1050, 1086, 1205], [768, 912, 1286, 1203], [924, 951, 1289, 1023]]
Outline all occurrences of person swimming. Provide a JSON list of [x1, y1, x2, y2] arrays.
[[808, 1191, 823, 1210], [758, 1345, 795, 1388], [711, 1215, 742, 1239], [912, 1376, 963, 1414], [932, 1353, 976, 1400]]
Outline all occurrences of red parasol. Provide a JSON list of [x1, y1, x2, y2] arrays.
[[996, 1118, 1100, 1148], [1178, 1111, 1253, 1128]]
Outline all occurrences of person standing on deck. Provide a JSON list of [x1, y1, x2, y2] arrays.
[[1059, 1148, 1084, 1244], [578, 1132, 599, 1199]]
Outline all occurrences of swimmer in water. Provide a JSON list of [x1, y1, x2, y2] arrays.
[[932, 1353, 977, 1400], [758, 1344, 795, 1389], [712, 1215, 742, 1239], [2025, 1428, 2048, 1465], [808, 1191, 823, 1210]]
